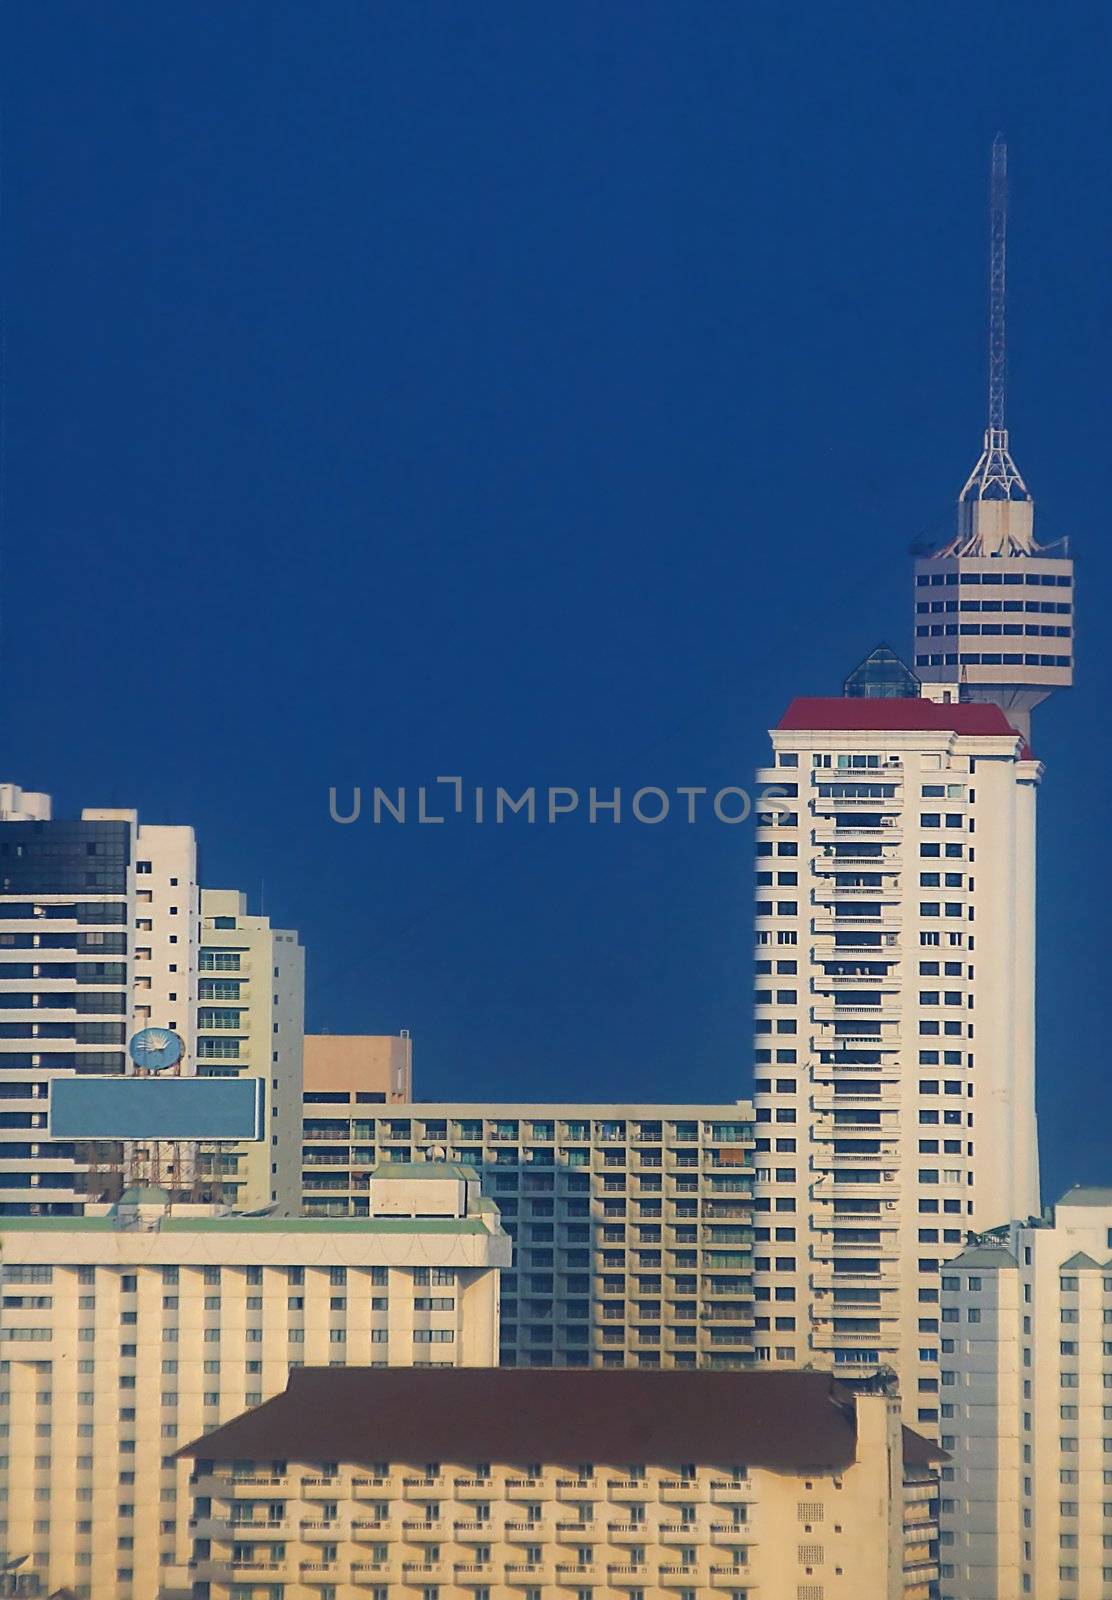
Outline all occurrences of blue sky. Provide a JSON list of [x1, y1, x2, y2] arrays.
[[2, 1, 1110, 1202]]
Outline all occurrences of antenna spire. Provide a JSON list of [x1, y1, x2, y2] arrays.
[[955, 133, 1031, 517], [988, 131, 1007, 436]]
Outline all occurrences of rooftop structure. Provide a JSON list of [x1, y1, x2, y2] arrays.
[[178, 1367, 944, 1599]]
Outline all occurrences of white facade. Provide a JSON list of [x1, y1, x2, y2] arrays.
[[939, 1188, 1112, 1600], [301, 1101, 754, 1369], [0, 793, 201, 1214], [196, 889, 305, 1214], [749, 697, 1041, 1428], [0, 1167, 510, 1600]]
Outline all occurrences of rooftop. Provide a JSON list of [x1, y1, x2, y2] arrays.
[[1057, 1185, 1112, 1208], [369, 1161, 478, 1180], [179, 1367, 941, 1474], [0, 1215, 489, 1236], [777, 696, 1025, 740]]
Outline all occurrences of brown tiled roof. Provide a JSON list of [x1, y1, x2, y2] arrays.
[[901, 1425, 949, 1472], [177, 1367, 932, 1474]]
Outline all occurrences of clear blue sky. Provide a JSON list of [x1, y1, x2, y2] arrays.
[[2, 2, 1110, 1203]]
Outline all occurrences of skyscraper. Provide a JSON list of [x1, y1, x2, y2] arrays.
[[194, 888, 304, 1213], [750, 675, 1041, 1427], [0, 785, 198, 1215]]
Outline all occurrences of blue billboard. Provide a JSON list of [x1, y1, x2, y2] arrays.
[[49, 1076, 263, 1141]]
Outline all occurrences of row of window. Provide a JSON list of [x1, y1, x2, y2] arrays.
[[916, 651, 1070, 667], [916, 624, 1070, 637], [916, 598, 1070, 612], [916, 570, 1070, 587]]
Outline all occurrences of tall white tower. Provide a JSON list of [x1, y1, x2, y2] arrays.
[[913, 136, 1074, 739], [750, 677, 1042, 1430]]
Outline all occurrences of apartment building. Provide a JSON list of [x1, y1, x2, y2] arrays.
[[0, 1164, 510, 1600], [177, 1365, 942, 1600], [749, 679, 1041, 1428], [938, 1187, 1112, 1600], [304, 1033, 412, 1104], [301, 1101, 754, 1369], [0, 784, 198, 1216], [195, 890, 304, 1213]]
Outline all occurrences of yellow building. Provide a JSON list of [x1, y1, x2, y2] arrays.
[[179, 1366, 942, 1600], [301, 1102, 754, 1369], [0, 1165, 509, 1600], [196, 890, 305, 1213], [303, 1034, 412, 1103]]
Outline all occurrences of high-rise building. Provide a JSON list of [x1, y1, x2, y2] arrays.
[[301, 1102, 754, 1369], [937, 1188, 1112, 1600], [195, 889, 304, 1214], [0, 785, 198, 1216], [749, 682, 1041, 1426], [177, 1366, 942, 1600], [303, 1031, 413, 1106], [912, 137, 1074, 738], [0, 1164, 509, 1600]]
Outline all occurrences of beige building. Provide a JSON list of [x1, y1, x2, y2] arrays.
[[196, 890, 304, 1213], [0, 784, 198, 1215], [0, 1165, 509, 1600], [938, 1187, 1112, 1600], [178, 1365, 942, 1599], [301, 1102, 754, 1369], [750, 686, 1041, 1429], [304, 1033, 412, 1103]]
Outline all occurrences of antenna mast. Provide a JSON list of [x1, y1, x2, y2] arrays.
[[988, 132, 1007, 438], [954, 133, 1031, 519]]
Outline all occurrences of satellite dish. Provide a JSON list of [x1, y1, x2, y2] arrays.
[[128, 1028, 184, 1073]]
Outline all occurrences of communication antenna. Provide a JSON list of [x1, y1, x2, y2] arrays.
[[958, 134, 1030, 507], [987, 131, 1008, 438]]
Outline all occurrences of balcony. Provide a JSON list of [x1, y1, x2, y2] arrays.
[[812, 820, 902, 842], [710, 1564, 752, 1589], [608, 1521, 651, 1545], [555, 1563, 601, 1582], [401, 1519, 445, 1541], [504, 1520, 546, 1542], [453, 1520, 495, 1542], [351, 1475, 392, 1496], [556, 1519, 596, 1543], [453, 1561, 496, 1580], [401, 1475, 444, 1496], [555, 1478, 596, 1500], [350, 1519, 388, 1538], [659, 1565, 710, 1588], [710, 1522, 749, 1545], [606, 1477, 652, 1498], [710, 1479, 752, 1502], [300, 1519, 342, 1539], [811, 1148, 893, 1168], [503, 1477, 545, 1499], [659, 1479, 702, 1503], [351, 1559, 394, 1579], [401, 1561, 450, 1582], [608, 1565, 652, 1589]]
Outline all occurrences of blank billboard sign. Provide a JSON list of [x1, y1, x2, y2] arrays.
[[50, 1076, 263, 1141]]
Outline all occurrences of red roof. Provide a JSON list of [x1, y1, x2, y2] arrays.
[[177, 1366, 944, 1473], [778, 697, 1027, 746]]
